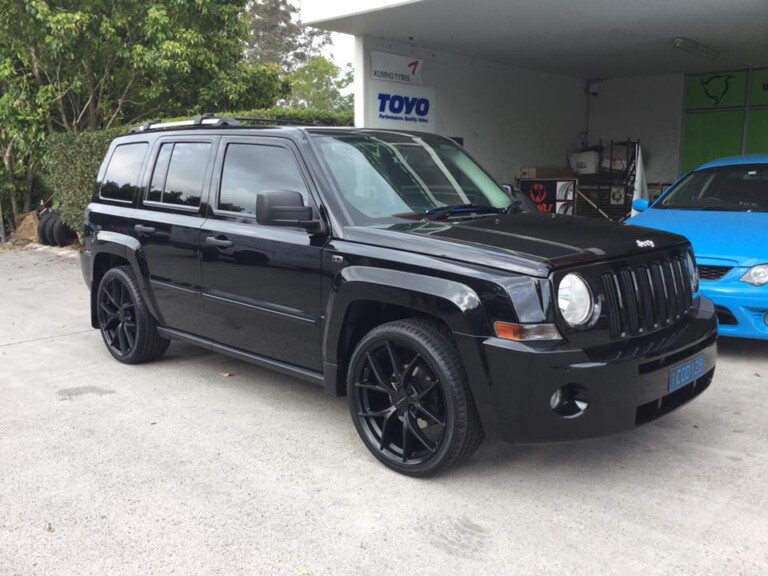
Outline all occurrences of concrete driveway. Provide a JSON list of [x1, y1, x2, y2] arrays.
[[1, 245, 767, 576]]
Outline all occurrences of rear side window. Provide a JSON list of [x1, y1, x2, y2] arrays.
[[218, 144, 309, 215], [146, 142, 211, 208], [100, 143, 148, 202]]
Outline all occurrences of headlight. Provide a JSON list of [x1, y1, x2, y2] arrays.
[[558, 274, 595, 327], [686, 251, 699, 292], [740, 264, 768, 286]]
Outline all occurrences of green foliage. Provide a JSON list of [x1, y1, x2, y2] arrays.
[[43, 109, 353, 233], [0, 0, 286, 132], [282, 56, 353, 113], [44, 127, 122, 232]]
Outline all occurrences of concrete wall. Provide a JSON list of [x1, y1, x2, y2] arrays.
[[587, 74, 685, 183], [355, 36, 588, 184]]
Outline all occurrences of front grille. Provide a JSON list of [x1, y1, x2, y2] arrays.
[[699, 265, 732, 281], [601, 253, 694, 338]]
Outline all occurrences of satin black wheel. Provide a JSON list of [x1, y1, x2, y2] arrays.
[[96, 266, 169, 364], [348, 319, 483, 476]]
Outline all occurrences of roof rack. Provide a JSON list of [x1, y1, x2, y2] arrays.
[[129, 113, 240, 133], [232, 116, 307, 127], [128, 113, 323, 133]]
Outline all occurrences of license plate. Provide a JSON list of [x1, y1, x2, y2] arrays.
[[668, 354, 706, 393]]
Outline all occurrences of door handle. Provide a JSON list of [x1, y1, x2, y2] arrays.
[[205, 236, 234, 248], [134, 224, 156, 235]]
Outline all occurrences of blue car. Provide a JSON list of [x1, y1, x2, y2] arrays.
[[629, 155, 768, 340]]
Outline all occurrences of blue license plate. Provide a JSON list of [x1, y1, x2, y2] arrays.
[[668, 354, 706, 393]]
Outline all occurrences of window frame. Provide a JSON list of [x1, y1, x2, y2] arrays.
[[98, 141, 150, 204], [210, 136, 318, 222], [140, 136, 218, 214]]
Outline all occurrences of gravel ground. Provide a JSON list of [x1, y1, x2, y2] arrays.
[[1, 245, 767, 576]]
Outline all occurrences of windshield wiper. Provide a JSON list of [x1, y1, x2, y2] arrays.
[[424, 203, 505, 221]]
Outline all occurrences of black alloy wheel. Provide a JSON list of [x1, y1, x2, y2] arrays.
[[96, 266, 169, 364], [348, 319, 483, 476]]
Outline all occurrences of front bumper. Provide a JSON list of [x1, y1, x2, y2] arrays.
[[700, 279, 768, 341], [478, 297, 717, 444]]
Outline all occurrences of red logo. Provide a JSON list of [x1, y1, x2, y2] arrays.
[[408, 61, 419, 76], [530, 183, 548, 204]]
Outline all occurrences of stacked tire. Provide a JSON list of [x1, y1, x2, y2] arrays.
[[37, 211, 77, 247]]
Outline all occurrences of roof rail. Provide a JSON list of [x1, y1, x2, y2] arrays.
[[232, 116, 307, 127], [129, 113, 241, 133]]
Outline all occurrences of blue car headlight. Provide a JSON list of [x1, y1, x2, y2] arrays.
[[740, 264, 768, 287]]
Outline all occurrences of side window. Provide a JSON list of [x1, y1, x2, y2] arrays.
[[218, 144, 309, 215], [145, 142, 211, 208], [100, 143, 148, 202]]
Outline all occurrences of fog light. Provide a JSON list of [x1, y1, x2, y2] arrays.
[[550, 384, 589, 419]]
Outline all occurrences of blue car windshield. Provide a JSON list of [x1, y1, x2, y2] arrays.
[[659, 165, 768, 212], [310, 131, 519, 223]]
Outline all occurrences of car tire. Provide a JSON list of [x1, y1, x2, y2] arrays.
[[347, 318, 484, 477], [42, 212, 59, 246], [37, 212, 53, 244], [51, 215, 74, 247], [96, 265, 170, 364]]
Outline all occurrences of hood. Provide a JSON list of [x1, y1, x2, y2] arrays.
[[628, 208, 768, 267], [343, 213, 689, 277]]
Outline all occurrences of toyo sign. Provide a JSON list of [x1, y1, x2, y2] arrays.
[[369, 82, 436, 130], [377, 93, 431, 121]]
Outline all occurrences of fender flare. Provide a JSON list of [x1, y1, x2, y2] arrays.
[[88, 231, 164, 327], [322, 266, 502, 438]]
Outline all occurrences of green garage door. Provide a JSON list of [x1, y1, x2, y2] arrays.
[[681, 69, 768, 173]]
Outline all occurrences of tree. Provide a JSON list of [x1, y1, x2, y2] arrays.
[[0, 55, 49, 218], [0, 0, 287, 225], [0, 0, 287, 133], [282, 56, 353, 113], [245, 0, 330, 72]]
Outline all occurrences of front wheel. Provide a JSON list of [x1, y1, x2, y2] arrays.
[[96, 266, 169, 364], [347, 318, 483, 476]]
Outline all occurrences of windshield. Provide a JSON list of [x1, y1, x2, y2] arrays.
[[311, 131, 517, 223], [658, 164, 768, 212]]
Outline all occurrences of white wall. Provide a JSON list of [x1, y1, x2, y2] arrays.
[[355, 36, 588, 184], [587, 74, 684, 183]]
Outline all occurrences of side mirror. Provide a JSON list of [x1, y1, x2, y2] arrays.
[[256, 191, 325, 232], [632, 198, 650, 212]]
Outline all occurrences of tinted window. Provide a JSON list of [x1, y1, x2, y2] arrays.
[[100, 143, 148, 202], [219, 144, 309, 215], [162, 143, 211, 207], [147, 143, 173, 203]]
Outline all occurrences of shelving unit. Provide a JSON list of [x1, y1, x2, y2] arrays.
[[574, 139, 639, 222]]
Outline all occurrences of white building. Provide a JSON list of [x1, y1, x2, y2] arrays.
[[304, 0, 768, 191]]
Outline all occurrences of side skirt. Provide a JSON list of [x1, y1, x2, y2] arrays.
[[158, 327, 324, 386]]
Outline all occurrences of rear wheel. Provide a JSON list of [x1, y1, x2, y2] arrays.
[[96, 266, 169, 364], [347, 318, 483, 476]]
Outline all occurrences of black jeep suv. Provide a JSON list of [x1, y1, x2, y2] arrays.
[[80, 116, 717, 476]]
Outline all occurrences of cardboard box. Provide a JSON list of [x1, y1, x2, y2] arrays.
[[519, 166, 575, 179], [568, 151, 599, 175]]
